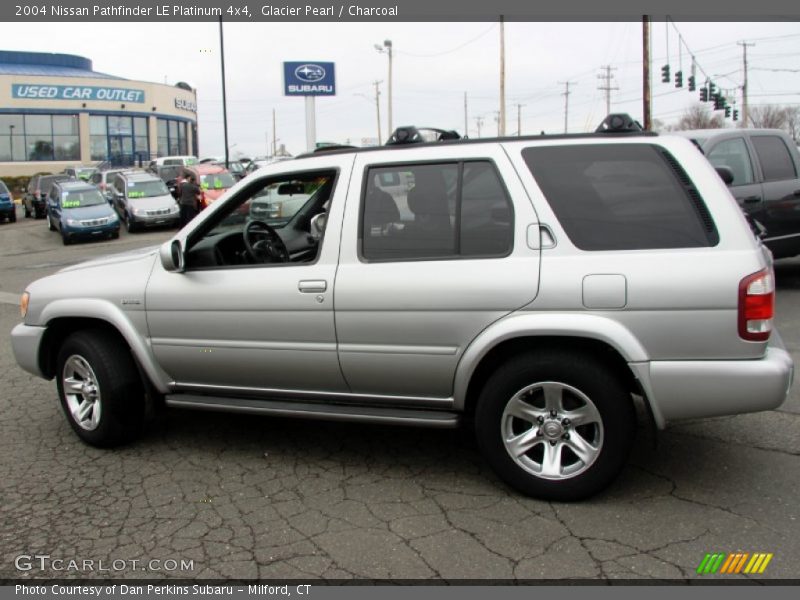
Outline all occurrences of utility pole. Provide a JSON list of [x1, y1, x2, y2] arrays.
[[597, 65, 619, 116], [218, 16, 230, 168], [464, 92, 468, 137], [559, 81, 575, 133], [499, 15, 506, 136], [643, 15, 652, 130], [738, 41, 755, 128], [271, 108, 277, 156], [475, 116, 484, 138], [515, 103, 525, 136], [375, 40, 393, 135], [373, 80, 383, 145]]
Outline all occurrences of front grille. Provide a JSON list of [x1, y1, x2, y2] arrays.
[[145, 208, 172, 216], [80, 217, 110, 227]]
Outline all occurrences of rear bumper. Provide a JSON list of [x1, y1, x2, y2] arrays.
[[631, 333, 794, 428]]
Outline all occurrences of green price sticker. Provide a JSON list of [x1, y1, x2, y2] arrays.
[[128, 191, 145, 198], [62, 200, 81, 208]]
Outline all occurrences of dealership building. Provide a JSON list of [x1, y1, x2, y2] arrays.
[[0, 50, 198, 177]]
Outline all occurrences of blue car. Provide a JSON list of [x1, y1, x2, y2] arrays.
[[0, 180, 16, 223], [47, 180, 120, 245]]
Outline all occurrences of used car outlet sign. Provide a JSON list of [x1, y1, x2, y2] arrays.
[[283, 62, 336, 96], [12, 84, 145, 103]]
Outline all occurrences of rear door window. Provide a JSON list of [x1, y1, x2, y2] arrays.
[[751, 135, 797, 182], [522, 144, 718, 250]]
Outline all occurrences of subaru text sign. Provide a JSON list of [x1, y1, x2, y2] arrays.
[[283, 62, 335, 96]]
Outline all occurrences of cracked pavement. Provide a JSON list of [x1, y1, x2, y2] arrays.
[[1, 215, 798, 581]]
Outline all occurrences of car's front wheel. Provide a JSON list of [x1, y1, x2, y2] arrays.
[[56, 330, 145, 447], [475, 351, 636, 501]]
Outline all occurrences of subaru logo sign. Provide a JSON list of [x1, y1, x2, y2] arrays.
[[295, 64, 325, 83], [284, 62, 336, 96]]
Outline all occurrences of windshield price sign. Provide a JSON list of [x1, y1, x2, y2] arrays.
[[283, 62, 336, 96]]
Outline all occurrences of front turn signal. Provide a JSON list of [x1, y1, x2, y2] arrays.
[[20, 292, 29, 318]]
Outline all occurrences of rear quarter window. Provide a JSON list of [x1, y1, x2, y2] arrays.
[[522, 143, 719, 250]]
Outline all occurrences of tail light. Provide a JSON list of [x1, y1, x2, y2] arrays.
[[738, 268, 774, 342]]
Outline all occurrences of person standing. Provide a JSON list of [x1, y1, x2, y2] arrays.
[[179, 173, 201, 227]]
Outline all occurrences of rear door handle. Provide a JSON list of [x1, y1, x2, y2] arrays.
[[742, 196, 761, 204], [298, 280, 327, 293]]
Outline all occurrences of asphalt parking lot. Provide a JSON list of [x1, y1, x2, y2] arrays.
[[1, 208, 798, 581]]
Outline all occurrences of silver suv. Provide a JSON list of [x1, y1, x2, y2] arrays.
[[11, 116, 794, 500]]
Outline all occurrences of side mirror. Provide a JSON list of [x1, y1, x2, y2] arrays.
[[309, 212, 328, 241], [160, 239, 185, 273], [715, 166, 734, 185]]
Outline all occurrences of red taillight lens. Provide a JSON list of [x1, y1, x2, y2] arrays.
[[738, 268, 774, 342]]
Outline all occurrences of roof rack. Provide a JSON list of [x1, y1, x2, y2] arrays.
[[595, 113, 643, 133], [385, 126, 461, 145]]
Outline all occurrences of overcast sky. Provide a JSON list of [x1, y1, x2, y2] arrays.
[[3, 20, 799, 157]]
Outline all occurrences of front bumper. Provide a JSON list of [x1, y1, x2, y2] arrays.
[[63, 222, 120, 239], [131, 213, 180, 228], [11, 322, 47, 379], [632, 333, 794, 428]]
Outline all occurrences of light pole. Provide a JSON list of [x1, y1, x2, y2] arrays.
[[374, 39, 393, 135]]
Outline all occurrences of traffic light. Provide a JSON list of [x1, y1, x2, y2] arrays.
[[674, 70, 683, 88], [708, 81, 716, 96], [733, 109, 739, 121], [661, 64, 670, 83], [688, 75, 696, 91], [725, 106, 731, 118], [700, 87, 708, 102], [713, 94, 723, 111]]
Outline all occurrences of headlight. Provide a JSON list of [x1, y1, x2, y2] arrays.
[[66, 218, 80, 226], [132, 207, 145, 216], [20, 292, 29, 318], [169, 204, 179, 214], [108, 212, 119, 222]]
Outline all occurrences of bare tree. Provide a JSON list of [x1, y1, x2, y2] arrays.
[[784, 106, 800, 142], [748, 105, 789, 129], [671, 104, 726, 130]]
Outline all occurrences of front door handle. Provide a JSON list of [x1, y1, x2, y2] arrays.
[[298, 280, 327, 293], [742, 196, 761, 204]]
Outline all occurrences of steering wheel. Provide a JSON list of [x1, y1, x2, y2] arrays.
[[243, 220, 290, 263]]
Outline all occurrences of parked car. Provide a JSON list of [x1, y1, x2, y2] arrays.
[[108, 171, 179, 232], [11, 115, 794, 501], [46, 180, 120, 245], [147, 155, 198, 172], [249, 181, 312, 223], [673, 128, 800, 259], [89, 168, 135, 204], [64, 166, 98, 182], [178, 164, 237, 208], [23, 174, 71, 219], [0, 180, 15, 223]]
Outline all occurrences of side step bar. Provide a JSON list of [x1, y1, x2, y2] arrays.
[[165, 394, 461, 429]]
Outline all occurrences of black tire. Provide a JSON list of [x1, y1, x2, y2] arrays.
[[61, 232, 71, 245], [55, 329, 145, 447], [474, 351, 636, 501], [125, 213, 137, 233], [47, 215, 55, 231], [24, 204, 31, 218], [9, 209, 16, 223]]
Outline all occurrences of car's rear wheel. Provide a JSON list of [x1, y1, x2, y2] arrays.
[[56, 330, 145, 447], [475, 351, 636, 501], [9, 210, 15, 223]]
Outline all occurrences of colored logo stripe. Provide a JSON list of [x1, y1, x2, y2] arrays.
[[697, 552, 773, 575]]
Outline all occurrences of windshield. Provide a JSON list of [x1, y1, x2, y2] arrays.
[[200, 173, 236, 190], [0, 181, 9, 194], [127, 180, 170, 198], [62, 190, 106, 208]]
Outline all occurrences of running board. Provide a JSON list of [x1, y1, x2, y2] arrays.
[[165, 394, 461, 428]]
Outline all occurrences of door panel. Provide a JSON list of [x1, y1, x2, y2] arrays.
[[334, 146, 540, 398], [145, 157, 354, 394]]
